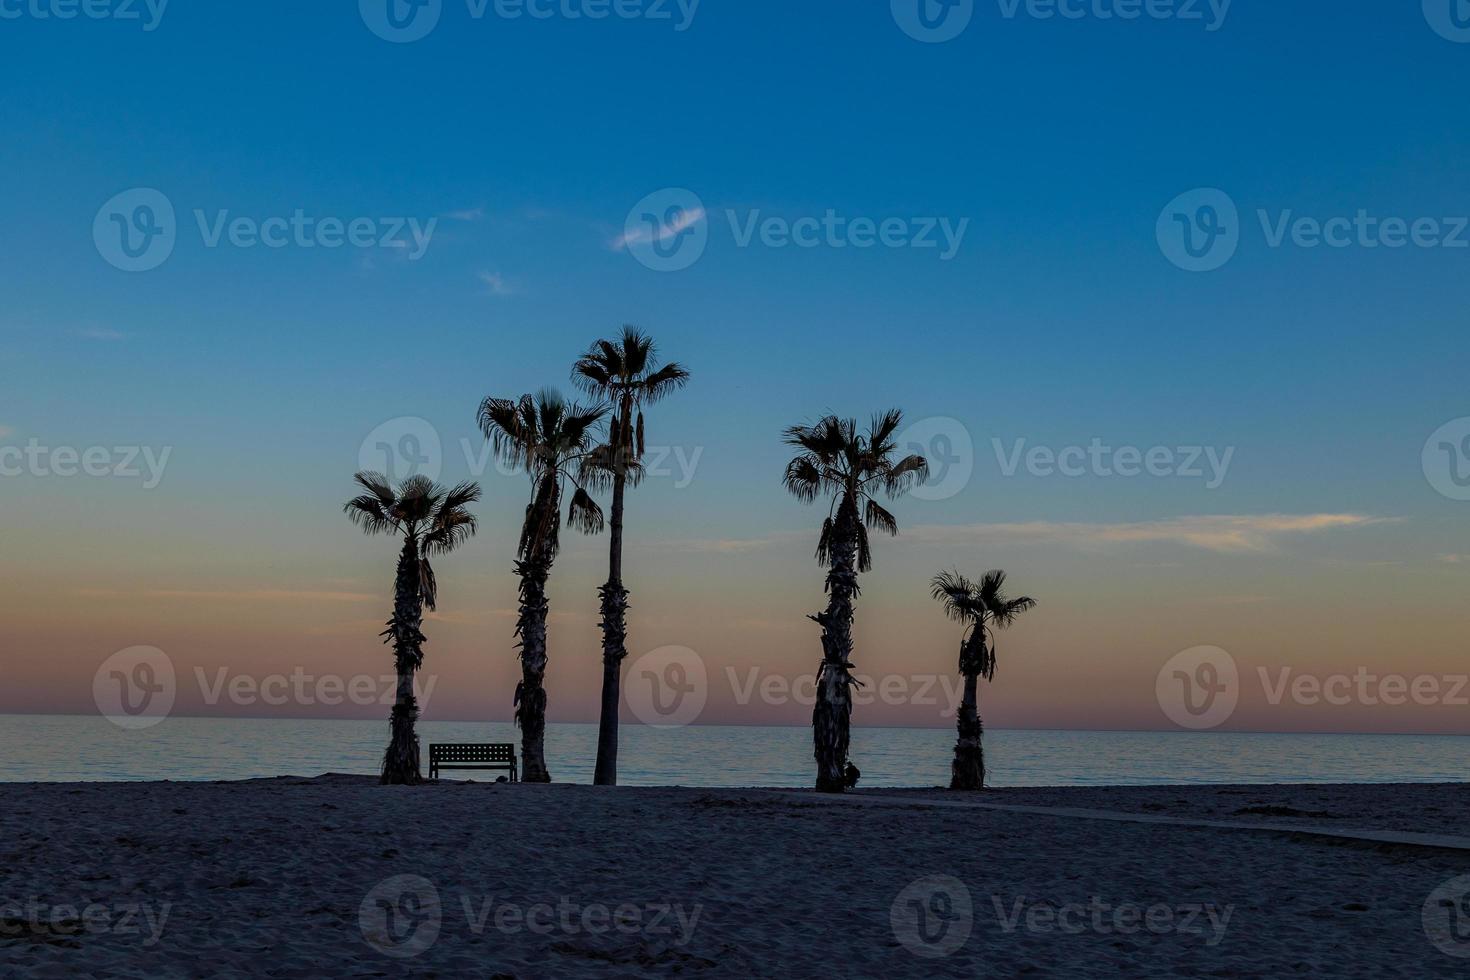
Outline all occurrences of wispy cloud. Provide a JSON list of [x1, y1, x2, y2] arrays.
[[906, 514, 1390, 554], [75, 588, 376, 603], [611, 207, 705, 250], [656, 536, 785, 555], [477, 270, 516, 296], [445, 207, 485, 222]]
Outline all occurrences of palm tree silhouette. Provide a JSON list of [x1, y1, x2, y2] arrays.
[[344, 472, 481, 785], [931, 569, 1035, 790], [478, 389, 607, 782], [573, 327, 690, 786], [783, 412, 927, 792]]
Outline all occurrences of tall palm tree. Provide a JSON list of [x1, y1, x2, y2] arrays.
[[931, 569, 1036, 790], [572, 327, 690, 786], [344, 472, 480, 785], [783, 412, 928, 793], [478, 389, 607, 782]]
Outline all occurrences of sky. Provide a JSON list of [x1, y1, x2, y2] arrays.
[[2, 1, 1469, 735]]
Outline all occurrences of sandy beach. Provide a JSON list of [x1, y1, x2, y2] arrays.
[[2, 779, 1469, 978]]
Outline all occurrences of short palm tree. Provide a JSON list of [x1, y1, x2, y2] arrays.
[[344, 472, 480, 785], [478, 389, 606, 782], [573, 327, 690, 786], [931, 569, 1036, 790], [783, 411, 927, 793]]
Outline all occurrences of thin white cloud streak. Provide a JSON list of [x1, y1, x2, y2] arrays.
[[478, 270, 515, 296], [903, 514, 1392, 554], [659, 514, 1390, 558], [611, 207, 705, 250], [75, 588, 377, 603]]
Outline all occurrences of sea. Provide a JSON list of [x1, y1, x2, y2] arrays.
[[1, 714, 1466, 785]]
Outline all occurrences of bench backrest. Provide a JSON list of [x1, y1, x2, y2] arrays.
[[430, 743, 515, 764]]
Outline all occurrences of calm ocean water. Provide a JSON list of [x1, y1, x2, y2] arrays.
[[1, 714, 1467, 785]]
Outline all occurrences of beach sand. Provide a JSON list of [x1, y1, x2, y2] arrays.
[[2, 778, 1468, 977]]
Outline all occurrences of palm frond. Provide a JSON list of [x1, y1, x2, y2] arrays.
[[344, 494, 398, 536], [419, 557, 439, 611], [868, 408, 904, 456], [642, 362, 690, 402], [856, 524, 872, 574], [566, 487, 605, 535], [423, 507, 478, 557], [353, 471, 397, 508], [478, 395, 534, 471], [814, 516, 834, 566], [865, 499, 899, 536], [882, 454, 929, 498], [783, 455, 823, 503]]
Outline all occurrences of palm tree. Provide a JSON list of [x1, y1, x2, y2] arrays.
[[783, 412, 928, 793], [344, 472, 481, 785], [478, 389, 607, 782], [931, 569, 1036, 790], [572, 327, 690, 786]]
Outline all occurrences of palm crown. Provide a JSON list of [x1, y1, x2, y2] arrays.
[[572, 326, 690, 479], [343, 472, 481, 609], [478, 388, 607, 560], [782, 411, 929, 572], [931, 569, 1037, 680]]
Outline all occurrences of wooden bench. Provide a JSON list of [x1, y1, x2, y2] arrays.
[[428, 743, 519, 782]]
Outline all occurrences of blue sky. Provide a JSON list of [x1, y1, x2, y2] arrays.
[[3, 1, 1469, 729]]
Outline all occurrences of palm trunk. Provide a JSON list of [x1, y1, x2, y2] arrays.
[[811, 499, 861, 793], [513, 555, 553, 782], [593, 445, 630, 786], [381, 536, 425, 785], [950, 671, 984, 790]]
